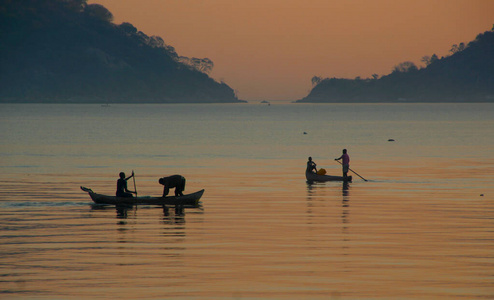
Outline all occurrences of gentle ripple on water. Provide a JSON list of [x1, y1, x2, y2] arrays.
[[0, 103, 493, 299]]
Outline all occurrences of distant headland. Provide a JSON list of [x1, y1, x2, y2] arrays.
[[0, 0, 245, 103], [297, 26, 494, 103]]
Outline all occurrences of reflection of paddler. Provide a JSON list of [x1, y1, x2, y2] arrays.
[[159, 175, 186, 197]]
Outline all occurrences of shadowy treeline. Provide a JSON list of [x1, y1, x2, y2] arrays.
[[0, 0, 243, 103], [297, 27, 494, 103]]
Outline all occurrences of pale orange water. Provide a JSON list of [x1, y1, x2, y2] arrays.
[[0, 104, 493, 299]]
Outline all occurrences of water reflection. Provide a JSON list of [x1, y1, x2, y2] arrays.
[[90, 203, 190, 245], [341, 181, 350, 241], [116, 204, 131, 221], [305, 181, 319, 217], [306, 180, 351, 233], [162, 206, 186, 226], [162, 204, 186, 217], [91, 204, 187, 222]]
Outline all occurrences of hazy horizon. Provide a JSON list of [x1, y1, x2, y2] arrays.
[[89, 0, 494, 101]]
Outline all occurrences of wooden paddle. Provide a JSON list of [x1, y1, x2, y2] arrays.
[[132, 170, 138, 215], [132, 170, 138, 196], [336, 160, 368, 181]]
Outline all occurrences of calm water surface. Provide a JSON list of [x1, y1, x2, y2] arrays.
[[0, 103, 493, 299]]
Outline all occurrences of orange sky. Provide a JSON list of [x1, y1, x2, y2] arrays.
[[89, 0, 494, 101]]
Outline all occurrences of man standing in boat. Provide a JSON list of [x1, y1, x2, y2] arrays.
[[306, 157, 317, 173], [116, 171, 136, 198], [159, 175, 186, 197], [335, 149, 350, 179]]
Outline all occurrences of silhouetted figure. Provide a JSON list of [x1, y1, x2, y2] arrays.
[[159, 175, 186, 197], [116, 171, 136, 197], [335, 149, 350, 179], [306, 157, 317, 173]]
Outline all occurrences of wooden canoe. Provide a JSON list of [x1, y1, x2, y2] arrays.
[[305, 171, 352, 182], [81, 186, 204, 207]]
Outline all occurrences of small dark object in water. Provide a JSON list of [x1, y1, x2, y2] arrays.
[[303, 132, 307, 135], [480, 194, 484, 197], [388, 139, 395, 142]]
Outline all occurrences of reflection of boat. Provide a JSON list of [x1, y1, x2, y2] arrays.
[[81, 186, 204, 207], [305, 171, 352, 182]]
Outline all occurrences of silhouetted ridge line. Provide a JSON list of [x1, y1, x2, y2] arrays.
[[297, 26, 494, 103], [0, 0, 244, 103]]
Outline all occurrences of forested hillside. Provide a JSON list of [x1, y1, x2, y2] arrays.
[[297, 27, 494, 103], [0, 0, 242, 103]]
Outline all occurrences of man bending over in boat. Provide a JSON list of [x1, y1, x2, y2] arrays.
[[335, 149, 350, 179], [159, 175, 186, 197], [116, 171, 136, 198], [306, 157, 317, 173]]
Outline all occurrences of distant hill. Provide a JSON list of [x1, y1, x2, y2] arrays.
[[0, 0, 243, 103], [297, 27, 494, 103]]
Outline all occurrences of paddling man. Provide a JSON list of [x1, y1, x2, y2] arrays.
[[159, 175, 186, 197], [335, 149, 350, 179], [306, 157, 317, 173], [116, 171, 136, 198]]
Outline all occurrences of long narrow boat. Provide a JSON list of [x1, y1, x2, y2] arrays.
[[81, 186, 204, 207], [305, 171, 352, 182]]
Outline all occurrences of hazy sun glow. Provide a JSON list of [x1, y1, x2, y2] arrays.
[[89, 0, 494, 101]]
